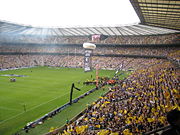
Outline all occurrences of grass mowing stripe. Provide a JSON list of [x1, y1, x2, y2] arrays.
[[0, 92, 69, 125]]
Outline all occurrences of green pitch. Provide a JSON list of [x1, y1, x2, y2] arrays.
[[0, 66, 118, 135]]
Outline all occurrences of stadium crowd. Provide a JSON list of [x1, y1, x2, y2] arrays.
[[58, 61, 179, 135], [1, 42, 179, 71], [0, 54, 167, 71], [0, 55, 83, 69], [0, 44, 179, 56], [0, 33, 179, 45], [101, 34, 180, 44]]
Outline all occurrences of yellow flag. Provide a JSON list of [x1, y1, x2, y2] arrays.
[[84, 117, 88, 121], [123, 129, 133, 135], [62, 130, 71, 135], [99, 117, 104, 121], [110, 132, 119, 135], [124, 110, 127, 114], [147, 118, 155, 122], [97, 130, 109, 135], [95, 125, 101, 128], [49, 127, 55, 132], [105, 101, 111, 104], [75, 125, 88, 134], [173, 89, 178, 93], [151, 108, 156, 112]]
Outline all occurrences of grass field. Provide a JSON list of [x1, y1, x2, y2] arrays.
[[0, 66, 120, 135]]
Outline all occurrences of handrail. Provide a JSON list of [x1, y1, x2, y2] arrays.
[[144, 125, 171, 135]]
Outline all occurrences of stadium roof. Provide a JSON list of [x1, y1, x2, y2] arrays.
[[0, 0, 180, 37], [0, 21, 179, 36], [130, 0, 180, 30]]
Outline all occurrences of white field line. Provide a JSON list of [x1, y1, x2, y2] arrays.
[[0, 92, 68, 125]]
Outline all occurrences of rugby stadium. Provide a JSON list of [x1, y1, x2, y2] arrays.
[[0, 0, 180, 135]]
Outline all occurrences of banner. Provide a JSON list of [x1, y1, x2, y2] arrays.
[[91, 34, 101, 42], [84, 49, 93, 72]]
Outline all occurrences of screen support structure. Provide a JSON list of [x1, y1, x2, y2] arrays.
[[84, 49, 93, 72]]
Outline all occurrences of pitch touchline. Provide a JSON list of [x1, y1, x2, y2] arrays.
[[0, 92, 68, 125]]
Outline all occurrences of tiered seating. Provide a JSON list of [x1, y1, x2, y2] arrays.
[[59, 62, 179, 135], [1, 44, 179, 70]]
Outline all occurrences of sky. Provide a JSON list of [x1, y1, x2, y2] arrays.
[[0, 0, 140, 28]]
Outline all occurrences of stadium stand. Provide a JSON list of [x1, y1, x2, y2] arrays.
[[55, 61, 179, 135], [0, 43, 179, 71]]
